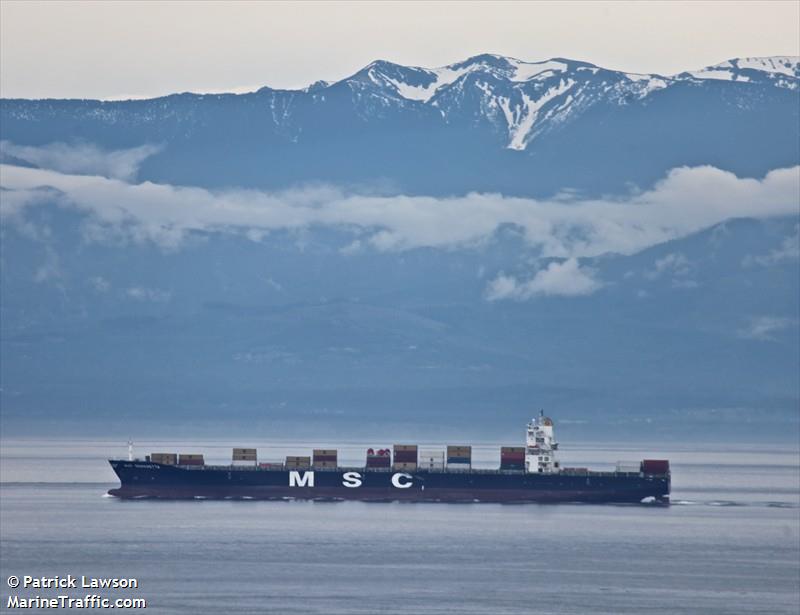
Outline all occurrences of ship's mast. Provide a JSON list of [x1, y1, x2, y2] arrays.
[[525, 412, 559, 474], [128, 439, 134, 462]]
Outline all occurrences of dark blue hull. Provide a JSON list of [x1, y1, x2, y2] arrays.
[[108, 461, 670, 504]]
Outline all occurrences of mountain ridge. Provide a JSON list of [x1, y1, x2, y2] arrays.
[[4, 53, 797, 102]]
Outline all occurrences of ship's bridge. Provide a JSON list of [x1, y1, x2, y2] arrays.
[[526, 413, 559, 474]]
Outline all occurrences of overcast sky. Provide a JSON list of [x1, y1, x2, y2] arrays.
[[1, 0, 798, 99]]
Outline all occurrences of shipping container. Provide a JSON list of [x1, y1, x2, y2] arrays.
[[313, 449, 338, 467], [232, 448, 257, 461], [178, 454, 204, 466], [641, 459, 670, 475], [232, 454, 257, 462], [615, 461, 641, 473], [419, 450, 445, 462], [446, 445, 472, 459], [285, 456, 311, 468], [150, 453, 178, 465], [420, 463, 445, 471], [393, 445, 418, 461], [418, 450, 445, 471], [393, 462, 418, 471], [366, 456, 391, 468], [501, 447, 526, 453], [313, 461, 337, 469], [447, 458, 472, 465]]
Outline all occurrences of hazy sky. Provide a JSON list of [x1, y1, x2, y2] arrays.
[[1, 0, 798, 99]]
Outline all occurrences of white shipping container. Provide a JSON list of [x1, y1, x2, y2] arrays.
[[419, 450, 445, 463], [446, 461, 471, 470], [616, 461, 640, 473]]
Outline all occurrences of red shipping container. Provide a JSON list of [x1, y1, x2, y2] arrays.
[[641, 459, 670, 474]]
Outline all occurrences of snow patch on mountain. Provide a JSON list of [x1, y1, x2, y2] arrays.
[[501, 79, 576, 150], [685, 56, 799, 89], [508, 59, 569, 82], [623, 75, 671, 97], [734, 56, 798, 76], [382, 66, 470, 102]]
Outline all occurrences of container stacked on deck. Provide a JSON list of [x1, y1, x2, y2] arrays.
[[285, 456, 311, 469], [500, 447, 525, 470], [641, 459, 670, 474], [393, 445, 418, 471], [366, 448, 391, 469], [313, 449, 338, 469], [615, 461, 641, 473], [419, 450, 445, 471], [178, 454, 204, 466], [446, 446, 472, 469], [150, 453, 178, 465], [232, 448, 257, 466]]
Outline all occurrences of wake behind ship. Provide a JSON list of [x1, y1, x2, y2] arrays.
[[108, 415, 670, 504]]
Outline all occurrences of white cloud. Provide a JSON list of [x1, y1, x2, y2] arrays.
[[646, 252, 691, 279], [0, 141, 161, 181], [738, 316, 796, 341], [1, 158, 798, 259], [486, 258, 602, 299], [742, 226, 800, 267], [89, 276, 111, 293], [644, 251, 699, 289], [125, 286, 171, 302]]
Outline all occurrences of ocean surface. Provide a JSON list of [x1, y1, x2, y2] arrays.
[[1, 439, 798, 614]]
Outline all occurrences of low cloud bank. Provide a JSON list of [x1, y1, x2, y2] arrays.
[[1, 143, 799, 298], [0, 141, 161, 182], [2, 158, 797, 259]]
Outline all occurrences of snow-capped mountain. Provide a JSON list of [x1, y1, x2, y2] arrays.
[[346, 53, 798, 150], [344, 54, 676, 150], [2, 54, 797, 196]]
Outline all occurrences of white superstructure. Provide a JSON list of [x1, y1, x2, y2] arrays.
[[526, 412, 560, 474]]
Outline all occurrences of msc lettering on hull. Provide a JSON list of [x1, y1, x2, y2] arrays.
[[287, 471, 414, 488]]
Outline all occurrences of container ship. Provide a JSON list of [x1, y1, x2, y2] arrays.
[[108, 415, 670, 504]]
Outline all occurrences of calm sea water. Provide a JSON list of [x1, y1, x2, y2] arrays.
[[1, 439, 798, 615]]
